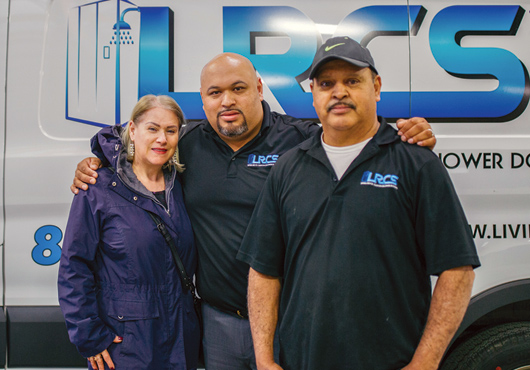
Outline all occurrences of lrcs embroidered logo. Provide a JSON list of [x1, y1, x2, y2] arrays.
[[247, 154, 279, 167], [361, 171, 399, 189]]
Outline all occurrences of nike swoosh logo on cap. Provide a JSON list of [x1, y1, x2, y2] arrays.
[[325, 43, 345, 52]]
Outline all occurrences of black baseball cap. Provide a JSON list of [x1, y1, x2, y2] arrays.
[[309, 36, 378, 79]]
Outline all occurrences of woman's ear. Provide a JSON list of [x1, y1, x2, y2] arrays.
[[128, 121, 136, 141]]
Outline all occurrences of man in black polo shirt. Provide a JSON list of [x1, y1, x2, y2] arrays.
[[237, 37, 480, 370], [72, 52, 437, 370]]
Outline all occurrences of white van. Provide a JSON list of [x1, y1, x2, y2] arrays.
[[0, 0, 528, 368]]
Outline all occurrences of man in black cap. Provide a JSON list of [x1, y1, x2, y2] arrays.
[[238, 37, 480, 370]]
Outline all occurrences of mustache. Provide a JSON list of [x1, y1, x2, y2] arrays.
[[217, 108, 244, 118], [327, 102, 356, 112]]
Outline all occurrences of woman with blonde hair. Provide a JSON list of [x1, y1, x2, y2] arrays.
[[58, 95, 200, 370]]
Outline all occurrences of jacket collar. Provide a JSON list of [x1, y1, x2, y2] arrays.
[[115, 147, 176, 201], [109, 152, 179, 233]]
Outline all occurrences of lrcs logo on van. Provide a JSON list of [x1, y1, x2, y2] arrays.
[[66, 2, 529, 123]]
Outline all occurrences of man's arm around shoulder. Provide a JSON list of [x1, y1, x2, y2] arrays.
[[71, 157, 102, 194]]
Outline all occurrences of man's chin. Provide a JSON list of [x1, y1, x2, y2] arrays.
[[217, 121, 248, 138]]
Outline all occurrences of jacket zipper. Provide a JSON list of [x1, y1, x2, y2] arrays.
[[116, 173, 174, 216]]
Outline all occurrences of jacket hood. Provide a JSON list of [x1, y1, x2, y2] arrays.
[[90, 124, 124, 168]]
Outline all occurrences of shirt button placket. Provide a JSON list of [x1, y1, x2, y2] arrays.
[[227, 155, 238, 177]]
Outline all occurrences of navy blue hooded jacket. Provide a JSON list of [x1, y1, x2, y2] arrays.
[[58, 125, 200, 369]]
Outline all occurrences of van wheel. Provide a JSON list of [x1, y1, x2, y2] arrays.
[[441, 322, 530, 370]]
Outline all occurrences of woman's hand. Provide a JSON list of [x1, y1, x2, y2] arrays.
[[87, 335, 123, 370]]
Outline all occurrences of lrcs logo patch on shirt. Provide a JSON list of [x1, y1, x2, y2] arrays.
[[247, 154, 279, 167], [361, 171, 399, 189]]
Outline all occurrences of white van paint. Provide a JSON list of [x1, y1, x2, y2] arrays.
[[0, 0, 528, 368]]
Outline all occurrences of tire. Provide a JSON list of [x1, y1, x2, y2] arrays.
[[441, 322, 530, 370]]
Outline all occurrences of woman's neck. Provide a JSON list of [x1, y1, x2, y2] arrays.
[[132, 162, 165, 192]]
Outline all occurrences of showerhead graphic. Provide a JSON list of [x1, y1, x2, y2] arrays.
[[66, 1, 142, 127], [111, 28, 133, 45], [66, 1, 175, 128], [111, 8, 138, 46]]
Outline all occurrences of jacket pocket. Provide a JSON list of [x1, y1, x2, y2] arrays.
[[106, 299, 160, 321], [105, 299, 163, 368]]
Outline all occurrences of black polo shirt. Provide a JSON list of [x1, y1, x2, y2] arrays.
[[237, 118, 480, 369], [178, 101, 319, 316]]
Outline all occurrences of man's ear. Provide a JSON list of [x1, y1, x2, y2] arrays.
[[374, 75, 382, 102], [257, 77, 264, 101], [310, 81, 315, 108]]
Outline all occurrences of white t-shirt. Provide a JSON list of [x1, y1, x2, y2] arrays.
[[321, 135, 371, 180]]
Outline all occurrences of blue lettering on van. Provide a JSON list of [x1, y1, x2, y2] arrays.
[[32, 225, 62, 266], [222, 5, 528, 122], [415, 5, 528, 121], [67, 4, 530, 123], [361, 171, 399, 189]]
